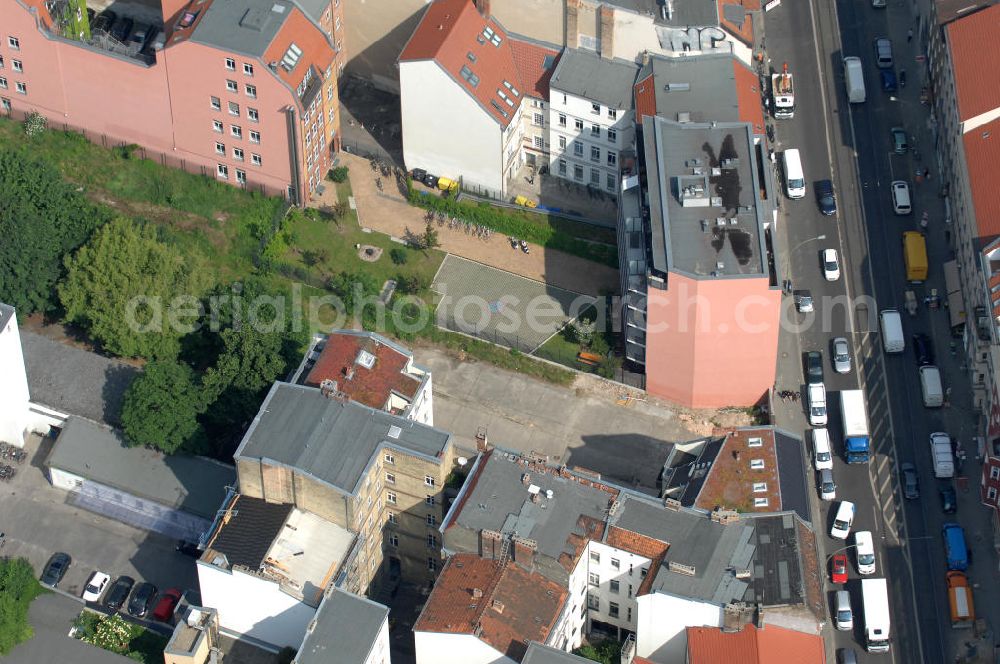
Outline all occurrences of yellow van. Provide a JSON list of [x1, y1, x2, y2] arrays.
[[903, 231, 928, 283]]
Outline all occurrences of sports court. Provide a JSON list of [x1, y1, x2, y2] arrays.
[[431, 255, 596, 353]]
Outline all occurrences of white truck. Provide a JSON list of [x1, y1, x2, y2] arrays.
[[862, 578, 891, 652], [920, 365, 944, 407], [840, 390, 871, 464], [771, 63, 795, 119], [930, 432, 955, 478], [844, 56, 866, 103]]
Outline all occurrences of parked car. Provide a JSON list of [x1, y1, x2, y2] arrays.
[[855, 530, 876, 575], [891, 127, 909, 154], [830, 500, 855, 539], [832, 337, 851, 374], [152, 588, 182, 622], [82, 571, 110, 602], [822, 248, 841, 281], [837, 647, 860, 664], [900, 462, 920, 499], [834, 590, 854, 630], [831, 553, 848, 584], [940, 484, 958, 514], [912, 333, 934, 366], [128, 582, 158, 618], [40, 552, 71, 587], [795, 289, 814, 313], [808, 383, 828, 426], [874, 37, 893, 68], [815, 179, 837, 215], [820, 468, 837, 501], [805, 351, 824, 385], [880, 69, 897, 92], [891, 180, 912, 214], [104, 576, 135, 611]]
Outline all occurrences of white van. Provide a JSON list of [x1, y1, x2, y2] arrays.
[[891, 180, 912, 214], [831, 500, 856, 539], [879, 309, 904, 353], [813, 428, 833, 470], [844, 56, 866, 103], [783, 149, 806, 199], [808, 383, 828, 426], [855, 531, 876, 575], [920, 365, 944, 407]]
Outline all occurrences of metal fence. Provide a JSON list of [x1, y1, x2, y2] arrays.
[[341, 138, 399, 166]]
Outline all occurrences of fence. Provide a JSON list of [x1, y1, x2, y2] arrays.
[[340, 138, 399, 166]]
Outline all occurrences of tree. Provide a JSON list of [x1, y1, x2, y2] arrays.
[[59, 218, 205, 359], [0, 557, 44, 655], [423, 222, 440, 250], [0, 150, 109, 314], [120, 360, 204, 454]]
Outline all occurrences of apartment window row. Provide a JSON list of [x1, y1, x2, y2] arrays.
[[216, 164, 246, 184], [224, 57, 254, 77], [588, 102, 617, 121], [8, 37, 19, 50], [210, 96, 258, 123], [212, 120, 259, 145], [225, 79, 257, 99], [1, 98, 10, 111], [0, 78, 25, 95]]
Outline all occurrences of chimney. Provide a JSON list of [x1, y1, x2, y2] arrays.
[[476, 0, 491, 17], [471, 587, 484, 598], [511, 536, 537, 567], [599, 5, 615, 59], [521, 473, 531, 485], [566, 0, 581, 49], [491, 599, 505, 613], [755, 604, 765, 629], [480, 530, 502, 559], [476, 427, 489, 452]]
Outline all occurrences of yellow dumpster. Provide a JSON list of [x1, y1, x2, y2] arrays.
[[436, 176, 459, 193], [514, 195, 537, 208]]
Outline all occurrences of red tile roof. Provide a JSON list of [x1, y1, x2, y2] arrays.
[[693, 429, 782, 513], [634, 72, 657, 122], [400, 0, 558, 126], [305, 332, 421, 411], [414, 554, 568, 661], [947, 3, 1000, 122], [963, 116, 1000, 243], [733, 60, 765, 136], [263, 7, 336, 97], [686, 624, 825, 664]]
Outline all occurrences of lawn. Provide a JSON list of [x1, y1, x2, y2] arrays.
[[534, 305, 621, 379]]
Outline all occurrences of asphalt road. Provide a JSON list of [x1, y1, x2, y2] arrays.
[[764, 0, 996, 662]]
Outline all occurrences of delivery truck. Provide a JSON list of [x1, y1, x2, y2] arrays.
[[903, 231, 928, 283], [930, 432, 955, 479], [862, 578, 891, 652], [920, 365, 944, 407], [844, 56, 866, 103], [841, 390, 871, 463], [946, 571, 975, 629], [771, 63, 795, 119]]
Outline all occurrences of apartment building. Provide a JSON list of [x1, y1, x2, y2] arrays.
[[547, 49, 638, 196], [293, 588, 391, 664], [0, 304, 33, 445], [685, 624, 824, 663], [2, 0, 344, 204], [431, 447, 822, 663]]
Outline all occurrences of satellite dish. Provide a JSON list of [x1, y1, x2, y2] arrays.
[[457, 457, 468, 467]]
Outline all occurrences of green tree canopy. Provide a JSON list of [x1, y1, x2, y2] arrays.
[[120, 359, 204, 454], [0, 150, 109, 314], [0, 557, 44, 655], [59, 218, 205, 359]]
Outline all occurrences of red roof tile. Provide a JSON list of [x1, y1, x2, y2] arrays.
[[606, 526, 668, 559], [263, 7, 336, 95], [415, 554, 568, 661], [687, 624, 824, 663], [733, 60, 765, 136], [634, 72, 657, 121], [947, 4, 1000, 122], [305, 332, 421, 411], [510, 39, 561, 99], [964, 116, 1000, 243]]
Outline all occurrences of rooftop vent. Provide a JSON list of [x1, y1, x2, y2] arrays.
[[735, 569, 752, 579], [271, 3, 286, 12], [492, 599, 505, 613], [668, 561, 696, 576], [677, 111, 691, 123], [472, 588, 483, 598], [527, 484, 541, 495], [388, 425, 402, 439], [663, 497, 681, 511], [663, 82, 690, 92]]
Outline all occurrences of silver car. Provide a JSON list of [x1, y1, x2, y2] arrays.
[[833, 337, 851, 374], [874, 37, 893, 68]]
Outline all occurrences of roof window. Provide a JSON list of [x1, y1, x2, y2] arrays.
[[467, 51, 477, 63], [482, 25, 502, 46], [502, 80, 520, 97], [750, 459, 765, 470], [460, 65, 480, 88], [489, 100, 509, 119], [281, 42, 302, 71], [356, 349, 376, 369]]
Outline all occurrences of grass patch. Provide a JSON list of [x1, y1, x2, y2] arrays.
[[534, 305, 621, 379]]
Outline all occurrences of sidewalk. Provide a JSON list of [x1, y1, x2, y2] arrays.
[[313, 153, 619, 296]]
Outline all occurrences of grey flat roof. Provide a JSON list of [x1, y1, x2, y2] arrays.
[[642, 116, 767, 277], [452, 450, 615, 564], [47, 417, 236, 519], [522, 642, 594, 664], [21, 331, 139, 425], [297, 589, 388, 664], [607, 0, 719, 27], [639, 54, 741, 123], [0, 303, 13, 331], [191, 0, 293, 58], [774, 430, 810, 522], [235, 382, 451, 495], [549, 49, 639, 109]]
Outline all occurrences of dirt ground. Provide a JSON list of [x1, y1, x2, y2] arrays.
[[314, 153, 619, 296]]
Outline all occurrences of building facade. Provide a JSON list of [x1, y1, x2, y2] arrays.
[[2, 0, 344, 204]]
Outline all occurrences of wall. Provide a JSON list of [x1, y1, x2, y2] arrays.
[[0, 311, 32, 445], [197, 561, 315, 649], [414, 631, 516, 664], [408, 372, 434, 426], [547, 88, 632, 195], [399, 59, 502, 193], [644, 273, 780, 408], [365, 614, 391, 664], [343, 0, 429, 92], [635, 592, 722, 661], [584, 541, 651, 634]]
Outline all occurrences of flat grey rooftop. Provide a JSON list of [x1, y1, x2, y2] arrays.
[[21, 331, 138, 425], [642, 116, 767, 277], [549, 49, 639, 109], [639, 54, 741, 124], [522, 642, 594, 664], [191, 0, 293, 57], [608, 0, 719, 27], [774, 430, 810, 522], [235, 382, 452, 495], [0, 302, 14, 331], [47, 416, 236, 519], [297, 590, 388, 664]]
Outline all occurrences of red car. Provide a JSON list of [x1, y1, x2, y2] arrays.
[[831, 554, 848, 584], [152, 588, 182, 622]]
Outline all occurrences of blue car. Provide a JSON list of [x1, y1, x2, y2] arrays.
[[881, 69, 897, 92]]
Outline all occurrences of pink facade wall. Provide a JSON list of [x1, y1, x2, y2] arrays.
[[644, 273, 780, 408]]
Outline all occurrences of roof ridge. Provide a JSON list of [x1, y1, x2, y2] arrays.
[[472, 557, 509, 629]]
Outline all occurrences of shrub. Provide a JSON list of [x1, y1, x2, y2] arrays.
[[22, 111, 46, 137], [328, 166, 349, 183], [390, 247, 408, 265]]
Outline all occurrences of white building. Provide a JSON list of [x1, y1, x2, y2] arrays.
[[294, 588, 391, 664], [547, 49, 638, 195], [0, 304, 31, 446], [399, 0, 560, 198]]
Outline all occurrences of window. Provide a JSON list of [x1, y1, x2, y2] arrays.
[[388, 533, 399, 547], [0, 77, 6, 89], [574, 118, 583, 131], [212, 120, 223, 133], [558, 113, 566, 127], [384, 452, 395, 464], [225, 79, 238, 93], [590, 124, 600, 137], [459, 65, 480, 88], [640, 567, 648, 578], [385, 472, 396, 484], [12, 60, 22, 73], [609, 602, 619, 618], [989, 487, 998, 501], [216, 164, 228, 179], [533, 112, 544, 126], [245, 84, 257, 98], [591, 102, 600, 115], [589, 551, 600, 564], [426, 514, 437, 526], [0, 55, 4, 68], [610, 558, 620, 570], [228, 101, 239, 116], [236, 169, 246, 184], [574, 165, 583, 181], [387, 512, 398, 525], [335, 15, 342, 31], [558, 135, 566, 149], [427, 534, 438, 548], [590, 146, 600, 162], [607, 173, 616, 191], [573, 141, 583, 157], [753, 482, 767, 493], [590, 168, 600, 185], [231, 125, 242, 138], [754, 497, 769, 507], [251, 153, 262, 166], [609, 108, 618, 120], [425, 475, 436, 487], [250, 130, 260, 144], [609, 580, 620, 594], [215, 142, 225, 155], [992, 466, 1000, 480], [210, 96, 221, 111], [628, 584, 633, 598], [748, 437, 763, 447], [588, 572, 599, 586], [608, 128, 617, 143], [0, 98, 9, 111], [425, 495, 436, 506], [558, 159, 567, 176], [233, 147, 244, 161], [225, 57, 235, 70], [8, 37, 20, 50], [248, 107, 259, 122], [627, 606, 632, 622], [533, 136, 544, 149], [587, 594, 600, 610], [750, 459, 765, 470], [243, 62, 254, 76], [428, 558, 438, 572], [607, 151, 617, 167]]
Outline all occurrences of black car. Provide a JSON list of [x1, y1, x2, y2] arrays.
[[111, 17, 133, 43], [815, 179, 837, 216], [880, 69, 897, 92], [104, 576, 135, 611], [40, 552, 71, 587], [128, 581, 158, 618], [940, 485, 958, 513], [912, 333, 934, 366], [900, 462, 919, 499], [805, 351, 824, 385]]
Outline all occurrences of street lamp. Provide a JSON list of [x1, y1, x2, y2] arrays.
[[783, 234, 827, 293]]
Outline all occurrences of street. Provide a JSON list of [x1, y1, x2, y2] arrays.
[[765, 0, 998, 662]]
